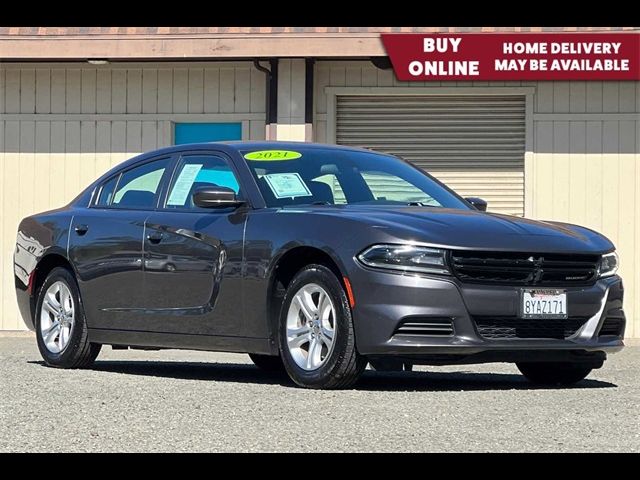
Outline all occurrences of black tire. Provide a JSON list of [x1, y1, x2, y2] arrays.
[[249, 353, 285, 372], [516, 362, 593, 386], [34, 267, 101, 368], [278, 264, 367, 389]]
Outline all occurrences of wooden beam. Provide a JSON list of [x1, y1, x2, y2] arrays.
[[0, 34, 387, 60]]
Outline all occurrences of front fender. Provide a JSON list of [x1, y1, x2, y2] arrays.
[[267, 239, 351, 282]]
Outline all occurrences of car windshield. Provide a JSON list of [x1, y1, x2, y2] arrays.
[[242, 147, 471, 209]]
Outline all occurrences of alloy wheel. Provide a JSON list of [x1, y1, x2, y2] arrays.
[[39, 281, 75, 354], [286, 283, 336, 371]]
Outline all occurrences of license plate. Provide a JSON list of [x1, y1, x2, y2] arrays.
[[520, 289, 567, 319]]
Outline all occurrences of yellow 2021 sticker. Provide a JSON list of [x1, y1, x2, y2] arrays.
[[243, 150, 302, 161]]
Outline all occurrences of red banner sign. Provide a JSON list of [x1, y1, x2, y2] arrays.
[[381, 33, 640, 81]]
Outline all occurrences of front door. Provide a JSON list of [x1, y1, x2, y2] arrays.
[[142, 152, 247, 336], [69, 156, 173, 330]]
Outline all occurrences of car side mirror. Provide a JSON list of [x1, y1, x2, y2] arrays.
[[192, 186, 245, 209], [465, 197, 488, 212]]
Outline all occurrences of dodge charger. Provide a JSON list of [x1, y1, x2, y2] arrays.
[[14, 142, 625, 389]]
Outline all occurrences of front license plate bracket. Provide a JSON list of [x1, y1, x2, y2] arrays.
[[520, 288, 567, 319]]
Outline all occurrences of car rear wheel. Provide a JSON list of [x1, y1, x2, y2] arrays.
[[516, 362, 593, 386], [35, 267, 101, 368], [248, 353, 285, 372], [279, 265, 367, 389]]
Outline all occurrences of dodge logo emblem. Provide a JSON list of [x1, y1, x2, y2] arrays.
[[526, 256, 544, 284]]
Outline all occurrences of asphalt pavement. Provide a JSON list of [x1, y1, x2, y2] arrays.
[[1, 335, 638, 452]]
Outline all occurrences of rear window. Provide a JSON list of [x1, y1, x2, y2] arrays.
[[109, 158, 171, 209]]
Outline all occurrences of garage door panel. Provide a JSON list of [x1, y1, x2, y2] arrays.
[[335, 94, 526, 217], [340, 99, 526, 108], [338, 129, 526, 137]]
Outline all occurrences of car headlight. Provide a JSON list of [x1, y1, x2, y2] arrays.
[[357, 244, 450, 275], [598, 251, 619, 278]]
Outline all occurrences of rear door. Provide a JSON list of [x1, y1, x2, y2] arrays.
[[141, 151, 247, 335], [69, 156, 173, 331]]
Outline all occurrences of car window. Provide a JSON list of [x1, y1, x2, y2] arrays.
[[111, 157, 171, 209], [95, 175, 119, 207], [165, 154, 241, 210], [312, 174, 347, 204], [360, 170, 441, 206], [242, 148, 469, 209]]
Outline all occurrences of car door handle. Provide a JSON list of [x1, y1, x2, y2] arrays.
[[147, 232, 164, 244], [74, 224, 89, 236]]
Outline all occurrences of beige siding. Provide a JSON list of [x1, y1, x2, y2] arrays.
[[271, 59, 309, 141], [315, 61, 640, 338], [278, 59, 306, 125], [0, 61, 266, 330], [529, 83, 640, 339], [534, 121, 639, 338]]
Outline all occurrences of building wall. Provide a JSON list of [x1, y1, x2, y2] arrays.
[[275, 59, 308, 141], [0, 61, 266, 330], [314, 60, 640, 338], [1, 59, 639, 339], [531, 83, 639, 339]]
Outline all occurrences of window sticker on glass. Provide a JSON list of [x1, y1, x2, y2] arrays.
[[167, 164, 203, 206], [263, 173, 312, 199], [244, 150, 302, 161]]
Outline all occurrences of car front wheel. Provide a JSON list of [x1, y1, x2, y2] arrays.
[[279, 265, 367, 389], [516, 362, 593, 386], [35, 267, 101, 368]]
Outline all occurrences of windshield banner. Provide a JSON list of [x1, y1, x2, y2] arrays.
[[381, 33, 640, 81]]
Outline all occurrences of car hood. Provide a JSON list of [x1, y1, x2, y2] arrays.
[[297, 205, 614, 254]]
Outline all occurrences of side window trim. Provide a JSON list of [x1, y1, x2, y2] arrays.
[[154, 154, 179, 210], [111, 172, 124, 205], [161, 154, 182, 209], [159, 150, 248, 211], [92, 173, 121, 208]]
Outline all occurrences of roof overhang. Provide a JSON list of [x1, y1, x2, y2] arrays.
[[0, 33, 387, 60]]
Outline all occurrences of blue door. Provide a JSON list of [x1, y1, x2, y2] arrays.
[[174, 123, 242, 144]]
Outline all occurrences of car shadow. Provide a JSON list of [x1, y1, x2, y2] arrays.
[[29, 360, 617, 391], [355, 370, 616, 391]]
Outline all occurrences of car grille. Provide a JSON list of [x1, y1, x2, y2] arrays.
[[394, 317, 454, 336], [450, 251, 599, 286], [473, 316, 589, 340]]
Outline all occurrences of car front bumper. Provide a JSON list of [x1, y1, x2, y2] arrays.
[[349, 265, 624, 366]]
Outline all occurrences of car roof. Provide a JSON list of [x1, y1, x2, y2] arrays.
[[102, 141, 392, 178], [146, 140, 383, 157], [218, 140, 377, 153]]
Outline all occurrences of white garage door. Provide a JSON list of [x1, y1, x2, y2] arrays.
[[335, 95, 526, 216]]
